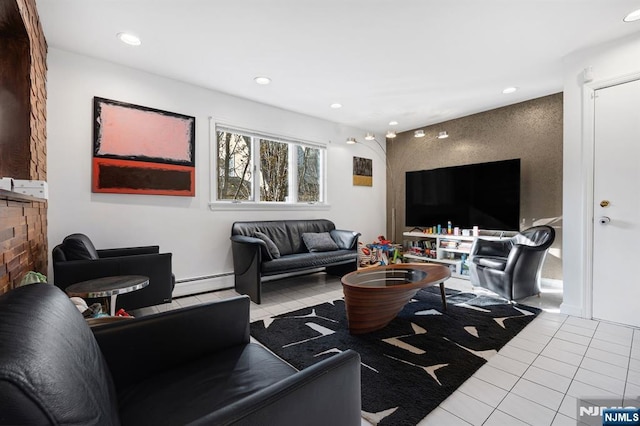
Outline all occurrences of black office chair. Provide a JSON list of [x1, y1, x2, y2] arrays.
[[52, 233, 174, 311], [468, 226, 555, 301]]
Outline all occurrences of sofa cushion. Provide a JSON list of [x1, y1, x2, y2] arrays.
[[118, 343, 295, 425], [302, 232, 339, 252], [262, 250, 357, 275], [286, 221, 336, 254], [254, 232, 281, 259], [330, 229, 359, 250]]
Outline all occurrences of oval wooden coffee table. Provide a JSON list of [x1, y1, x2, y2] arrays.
[[341, 263, 451, 334]]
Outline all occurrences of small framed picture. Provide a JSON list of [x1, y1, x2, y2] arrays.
[[353, 156, 372, 186]]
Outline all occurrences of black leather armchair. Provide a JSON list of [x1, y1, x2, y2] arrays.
[[0, 284, 362, 426], [469, 226, 555, 300], [52, 233, 173, 311]]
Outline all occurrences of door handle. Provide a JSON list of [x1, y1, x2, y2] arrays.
[[598, 216, 611, 225]]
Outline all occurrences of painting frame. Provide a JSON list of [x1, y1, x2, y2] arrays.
[[353, 156, 372, 186], [92, 97, 196, 196]]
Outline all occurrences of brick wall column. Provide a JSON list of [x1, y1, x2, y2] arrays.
[[0, 0, 48, 293]]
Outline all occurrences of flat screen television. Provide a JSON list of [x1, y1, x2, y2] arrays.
[[405, 159, 521, 231]]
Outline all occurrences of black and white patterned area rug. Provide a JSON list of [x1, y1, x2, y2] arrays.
[[250, 286, 540, 426]]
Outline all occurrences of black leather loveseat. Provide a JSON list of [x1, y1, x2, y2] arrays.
[[231, 219, 360, 303], [0, 284, 362, 426]]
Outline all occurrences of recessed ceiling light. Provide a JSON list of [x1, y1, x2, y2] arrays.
[[624, 8, 640, 22], [346, 137, 357, 144], [437, 131, 449, 139], [364, 133, 375, 141], [254, 76, 271, 85], [502, 87, 518, 94], [330, 103, 342, 109], [386, 131, 397, 139], [117, 32, 141, 46], [389, 120, 399, 126], [414, 130, 425, 138]]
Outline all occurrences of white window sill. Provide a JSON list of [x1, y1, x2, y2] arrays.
[[209, 202, 331, 211]]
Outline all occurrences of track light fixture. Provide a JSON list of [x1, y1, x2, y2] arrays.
[[412, 130, 450, 139]]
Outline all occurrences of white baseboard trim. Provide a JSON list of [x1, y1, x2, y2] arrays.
[[173, 273, 234, 298], [560, 302, 583, 317], [541, 278, 563, 289], [173, 268, 328, 298]]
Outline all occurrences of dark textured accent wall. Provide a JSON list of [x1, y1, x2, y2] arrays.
[[0, 0, 47, 294], [388, 93, 563, 280]]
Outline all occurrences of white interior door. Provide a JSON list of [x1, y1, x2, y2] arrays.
[[592, 78, 640, 327]]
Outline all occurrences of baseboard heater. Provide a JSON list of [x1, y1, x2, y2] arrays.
[[172, 268, 331, 299], [173, 272, 234, 298]]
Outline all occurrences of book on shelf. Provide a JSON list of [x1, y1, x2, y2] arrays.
[[457, 242, 473, 251], [440, 241, 458, 249]]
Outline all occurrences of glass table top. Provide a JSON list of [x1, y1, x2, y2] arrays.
[[344, 268, 429, 287]]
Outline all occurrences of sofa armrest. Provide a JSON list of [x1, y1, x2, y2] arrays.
[[330, 229, 360, 250], [53, 252, 173, 310], [92, 296, 251, 391], [54, 253, 170, 287], [230, 235, 263, 274], [97, 245, 160, 258], [192, 349, 362, 426], [230, 235, 268, 256], [230, 235, 263, 245]]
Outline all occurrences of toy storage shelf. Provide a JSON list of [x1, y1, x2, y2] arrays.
[[402, 231, 511, 279], [402, 232, 476, 279]]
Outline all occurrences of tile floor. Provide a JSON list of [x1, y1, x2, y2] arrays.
[[132, 273, 640, 426]]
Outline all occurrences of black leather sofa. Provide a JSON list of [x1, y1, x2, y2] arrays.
[[0, 284, 362, 426], [231, 219, 360, 303], [52, 233, 174, 311]]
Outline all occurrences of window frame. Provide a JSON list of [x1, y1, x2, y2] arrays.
[[209, 120, 329, 211]]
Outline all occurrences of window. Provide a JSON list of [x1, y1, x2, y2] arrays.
[[217, 131, 252, 200], [213, 124, 326, 207], [297, 145, 321, 202]]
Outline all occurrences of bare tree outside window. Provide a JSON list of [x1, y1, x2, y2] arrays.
[[217, 131, 252, 200], [259, 139, 288, 201], [297, 146, 320, 202], [213, 124, 326, 205]]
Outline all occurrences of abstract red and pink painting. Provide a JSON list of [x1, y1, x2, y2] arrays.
[[92, 97, 196, 196]]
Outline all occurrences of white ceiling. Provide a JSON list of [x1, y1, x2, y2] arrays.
[[36, 0, 640, 134]]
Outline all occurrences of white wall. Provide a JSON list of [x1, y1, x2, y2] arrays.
[[46, 48, 386, 294], [561, 32, 640, 316]]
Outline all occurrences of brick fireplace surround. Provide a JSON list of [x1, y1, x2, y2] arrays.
[[0, 0, 47, 294]]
